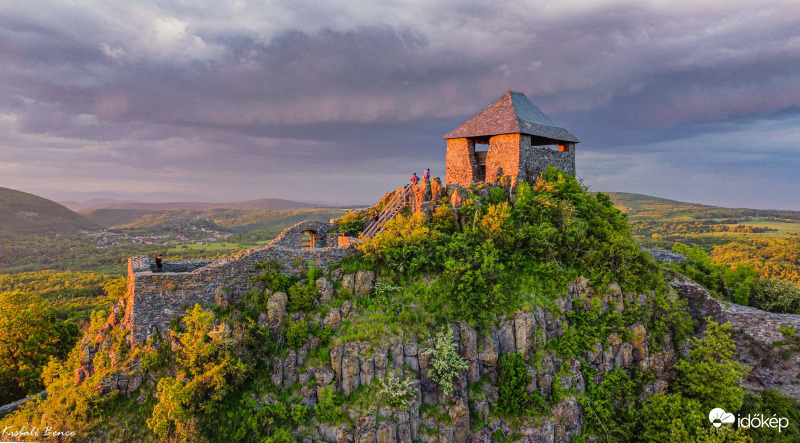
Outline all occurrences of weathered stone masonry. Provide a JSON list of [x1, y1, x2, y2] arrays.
[[123, 220, 356, 344], [443, 90, 579, 186]]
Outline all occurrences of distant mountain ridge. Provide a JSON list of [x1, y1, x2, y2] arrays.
[[0, 187, 99, 236], [63, 198, 327, 212], [604, 191, 800, 219]]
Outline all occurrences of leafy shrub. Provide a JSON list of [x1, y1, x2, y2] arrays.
[[478, 202, 514, 248], [430, 205, 458, 233], [316, 324, 334, 345], [315, 385, 343, 423], [672, 244, 757, 306], [497, 352, 545, 415], [489, 186, 509, 205], [267, 428, 294, 443], [337, 211, 365, 236], [286, 320, 309, 349], [148, 305, 249, 442], [253, 261, 293, 293], [305, 265, 323, 282], [287, 281, 318, 312], [421, 327, 468, 396], [635, 393, 705, 442], [673, 320, 749, 412], [579, 367, 639, 441], [291, 404, 309, 426], [378, 373, 416, 410], [358, 212, 443, 277], [139, 348, 163, 371], [738, 389, 800, 442], [750, 278, 800, 314]]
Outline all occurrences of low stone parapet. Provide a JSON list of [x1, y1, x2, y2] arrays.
[[124, 220, 358, 345]]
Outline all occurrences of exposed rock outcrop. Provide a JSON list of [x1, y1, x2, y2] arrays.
[[673, 276, 800, 399]]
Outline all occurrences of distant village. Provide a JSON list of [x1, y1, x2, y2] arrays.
[[88, 225, 231, 248]]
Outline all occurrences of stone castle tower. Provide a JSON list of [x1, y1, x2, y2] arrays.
[[443, 90, 579, 186]]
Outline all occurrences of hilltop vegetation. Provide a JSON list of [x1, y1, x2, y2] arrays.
[[358, 170, 663, 330]]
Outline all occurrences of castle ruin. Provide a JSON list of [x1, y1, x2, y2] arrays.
[[444, 90, 579, 186], [123, 91, 581, 345], [123, 220, 356, 344]]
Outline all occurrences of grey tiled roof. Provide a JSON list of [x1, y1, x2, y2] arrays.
[[443, 91, 579, 143]]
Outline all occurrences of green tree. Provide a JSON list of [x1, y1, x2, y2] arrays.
[[148, 305, 248, 442], [635, 393, 705, 442], [750, 278, 800, 315], [673, 320, 749, 411], [737, 389, 800, 442], [497, 352, 545, 415], [421, 327, 467, 396], [0, 291, 79, 403]]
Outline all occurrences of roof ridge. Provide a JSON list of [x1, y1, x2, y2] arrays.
[[443, 91, 579, 143]]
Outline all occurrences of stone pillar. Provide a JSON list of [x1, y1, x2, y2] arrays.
[[446, 138, 478, 186], [486, 134, 522, 184]]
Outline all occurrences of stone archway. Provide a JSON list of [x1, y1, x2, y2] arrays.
[[301, 230, 316, 249]]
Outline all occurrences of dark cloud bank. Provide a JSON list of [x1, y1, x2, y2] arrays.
[[1, 0, 799, 208]]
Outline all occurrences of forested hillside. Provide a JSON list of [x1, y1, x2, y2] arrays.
[[0, 187, 98, 236]]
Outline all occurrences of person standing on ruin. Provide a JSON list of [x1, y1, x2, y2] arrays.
[[155, 254, 163, 272], [423, 168, 430, 181], [410, 172, 419, 186]]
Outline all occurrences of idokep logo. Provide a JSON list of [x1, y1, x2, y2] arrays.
[[708, 408, 735, 428], [709, 407, 790, 432]]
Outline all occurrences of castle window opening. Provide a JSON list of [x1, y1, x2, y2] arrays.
[[301, 230, 316, 249], [473, 139, 489, 182]]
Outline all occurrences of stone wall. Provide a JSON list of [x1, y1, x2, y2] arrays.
[[485, 133, 522, 183], [129, 255, 216, 273], [445, 138, 479, 186], [519, 142, 575, 182], [268, 220, 337, 249], [673, 276, 800, 399], [446, 134, 576, 186], [124, 220, 357, 345]]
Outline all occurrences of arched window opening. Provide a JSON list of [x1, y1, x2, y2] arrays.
[[301, 230, 316, 249]]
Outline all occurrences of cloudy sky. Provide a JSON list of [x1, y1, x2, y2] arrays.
[[1, 0, 799, 208]]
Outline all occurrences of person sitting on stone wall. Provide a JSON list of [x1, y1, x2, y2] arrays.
[[423, 168, 430, 181], [410, 172, 419, 186], [155, 254, 163, 272]]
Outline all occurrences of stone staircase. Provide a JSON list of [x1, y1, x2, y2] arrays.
[[362, 184, 412, 238]]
